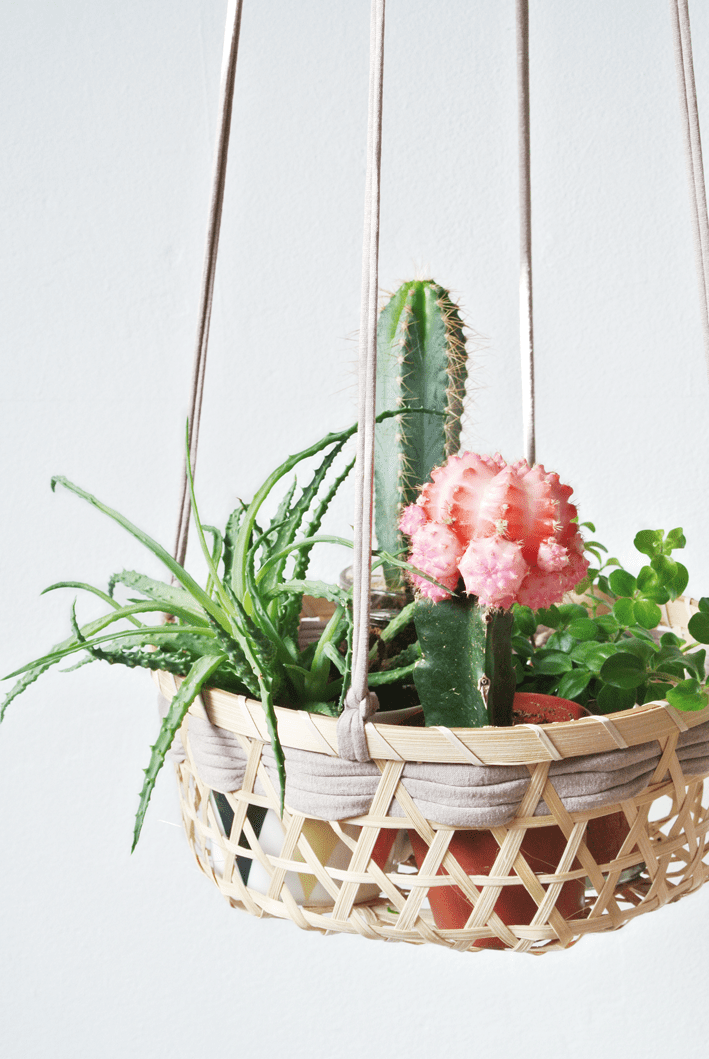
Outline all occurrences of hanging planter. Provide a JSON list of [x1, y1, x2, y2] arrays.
[[155, 595, 709, 952], [4, 0, 709, 958]]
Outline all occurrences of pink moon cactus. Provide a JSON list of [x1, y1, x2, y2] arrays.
[[400, 453, 589, 609]]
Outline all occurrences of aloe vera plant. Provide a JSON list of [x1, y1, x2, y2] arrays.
[[1, 412, 426, 849], [375, 280, 468, 590]]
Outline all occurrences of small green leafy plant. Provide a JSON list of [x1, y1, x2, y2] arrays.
[[1, 415, 420, 849], [511, 525, 709, 714]]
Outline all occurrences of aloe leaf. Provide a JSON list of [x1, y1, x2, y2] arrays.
[[132, 651, 228, 850], [108, 571, 210, 624], [379, 641, 421, 670], [2, 600, 204, 721], [263, 477, 299, 569], [184, 426, 232, 616], [374, 550, 455, 598], [326, 659, 418, 697], [203, 525, 224, 567], [280, 455, 356, 633], [5, 623, 218, 680], [307, 604, 346, 698], [256, 536, 354, 586], [322, 641, 347, 675], [243, 554, 299, 668], [222, 501, 246, 586], [263, 440, 350, 603], [368, 600, 417, 660], [50, 476, 229, 631], [203, 525, 224, 598], [271, 579, 351, 607], [230, 409, 414, 605], [43, 581, 144, 628]]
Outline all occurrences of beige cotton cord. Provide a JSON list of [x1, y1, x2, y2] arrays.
[[173, 0, 244, 567], [337, 0, 387, 762], [517, 0, 535, 467], [670, 0, 709, 379]]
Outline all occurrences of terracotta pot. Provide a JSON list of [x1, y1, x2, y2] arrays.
[[585, 810, 644, 884], [409, 692, 587, 948]]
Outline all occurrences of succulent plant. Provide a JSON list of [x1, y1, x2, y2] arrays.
[[374, 280, 468, 591], [400, 453, 589, 728]]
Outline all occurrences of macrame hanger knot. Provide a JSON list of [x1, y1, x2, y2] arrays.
[[337, 689, 380, 762]]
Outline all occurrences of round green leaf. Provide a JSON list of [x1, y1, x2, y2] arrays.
[[666, 679, 708, 712], [632, 599, 662, 630], [513, 604, 537, 637], [511, 634, 534, 660], [641, 585, 671, 605], [600, 652, 647, 689], [651, 554, 678, 583], [594, 613, 620, 638], [546, 631, 575, 653], [643, 681, 672, 704], [596, 683, 638, 714], [536, 605, 561, 629], [618, 637, 655, 664], [567, 618, 599, 641], [570, 641, 616, 671], [612, 597, 635, 626], [688, 612, 709, 645], [665, 528, 686, 551], [636, 566, 658, 593], [556, 668, 593, 700], [608, 569, 637, 598], [533, 651, 574, 676], [557, 603, 590, 624], [634, 529, 662, 557], [666, 562, 688, 601]]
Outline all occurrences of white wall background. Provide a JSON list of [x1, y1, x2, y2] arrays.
[[2, 2, 709, 1056]]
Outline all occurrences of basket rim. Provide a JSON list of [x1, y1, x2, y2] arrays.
[[154, 668, 709, 766], [155, 593, 707, 765]]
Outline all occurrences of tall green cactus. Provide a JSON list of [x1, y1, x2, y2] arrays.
[[375, 280, 468, 590]]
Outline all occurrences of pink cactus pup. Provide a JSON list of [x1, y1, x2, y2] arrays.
[[399, 452, 589, 610]]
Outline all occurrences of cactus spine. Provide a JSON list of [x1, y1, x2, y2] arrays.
[[375, 280, 468, 590]]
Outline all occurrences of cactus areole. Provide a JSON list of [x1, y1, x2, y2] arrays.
[[400, 453, 589, 728]]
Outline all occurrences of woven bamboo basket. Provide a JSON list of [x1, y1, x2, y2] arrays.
[[157, 595, 709, 954]]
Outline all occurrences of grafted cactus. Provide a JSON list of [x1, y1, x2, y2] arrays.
[[375, 280, 468, 590], [400, 453, 589, 727]]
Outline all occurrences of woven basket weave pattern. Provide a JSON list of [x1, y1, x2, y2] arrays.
[[162, 598, 709, 953], [173, 718, 709, 952]]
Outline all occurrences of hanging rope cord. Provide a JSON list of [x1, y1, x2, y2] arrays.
[[670, 0, 709, 377], [173, 0, 244, 568], [517, 0, 535, 466], [337, 0, 387, 761]]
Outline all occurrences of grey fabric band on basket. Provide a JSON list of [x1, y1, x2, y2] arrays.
[[180, 707, 709, 825]]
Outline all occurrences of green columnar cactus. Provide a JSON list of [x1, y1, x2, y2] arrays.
[[413, 597, 516, 727], [375, 280, 468, 590]]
